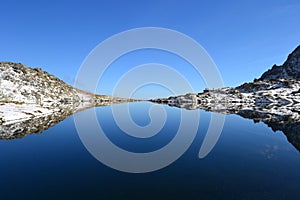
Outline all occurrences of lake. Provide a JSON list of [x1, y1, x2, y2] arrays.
[[0, 102, 299, 199]]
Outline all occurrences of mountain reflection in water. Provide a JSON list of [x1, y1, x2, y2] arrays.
[[0, 101, 299, 154], [0, 102, 113, 140], [160, 101, 300, 152]]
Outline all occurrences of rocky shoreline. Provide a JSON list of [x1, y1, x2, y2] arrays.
[[0, 101, 121, 139], [151, 78, 300, 113], [151, 45, 300, 105]]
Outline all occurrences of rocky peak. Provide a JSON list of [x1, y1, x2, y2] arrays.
[[259, 45, 300, 80]]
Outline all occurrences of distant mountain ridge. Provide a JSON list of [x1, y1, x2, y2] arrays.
[[259, 45, 300, 80]]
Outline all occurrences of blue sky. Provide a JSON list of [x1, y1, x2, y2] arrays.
[[1, 0, 300, 99]]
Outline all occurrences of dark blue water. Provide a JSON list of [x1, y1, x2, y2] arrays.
[[0, 102, 299, 199]]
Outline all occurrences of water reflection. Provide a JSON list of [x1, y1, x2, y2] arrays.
[[156, 101, 300, 152], [1, 100, 299, 154], [0, 102, 114, 140]]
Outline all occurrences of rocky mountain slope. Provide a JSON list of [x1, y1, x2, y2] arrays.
[[259, 45, 300, 80], [0, 62, 130, 104], [0, 62, 135, 125], [152, 45, 300, 106]]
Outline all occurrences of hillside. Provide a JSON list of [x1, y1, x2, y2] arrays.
[[152, 45, 300, 106], [0, 62, 135, 125], [0, 62, 116, 104]]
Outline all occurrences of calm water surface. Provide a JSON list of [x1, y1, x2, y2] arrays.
[[0, 102, 299, 199]]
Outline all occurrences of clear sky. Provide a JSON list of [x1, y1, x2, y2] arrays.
[[1, 0, 300, 99]]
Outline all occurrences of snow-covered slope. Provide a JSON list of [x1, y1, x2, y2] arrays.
[[0, 62, 136, 125], [0, 62, 102, 104]]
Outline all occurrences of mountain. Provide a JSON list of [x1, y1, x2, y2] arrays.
[[259, 45, 300, 80], [0, 62, 134, 125], [0, 62, 117, 104], [151, 45, 300, 106]]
